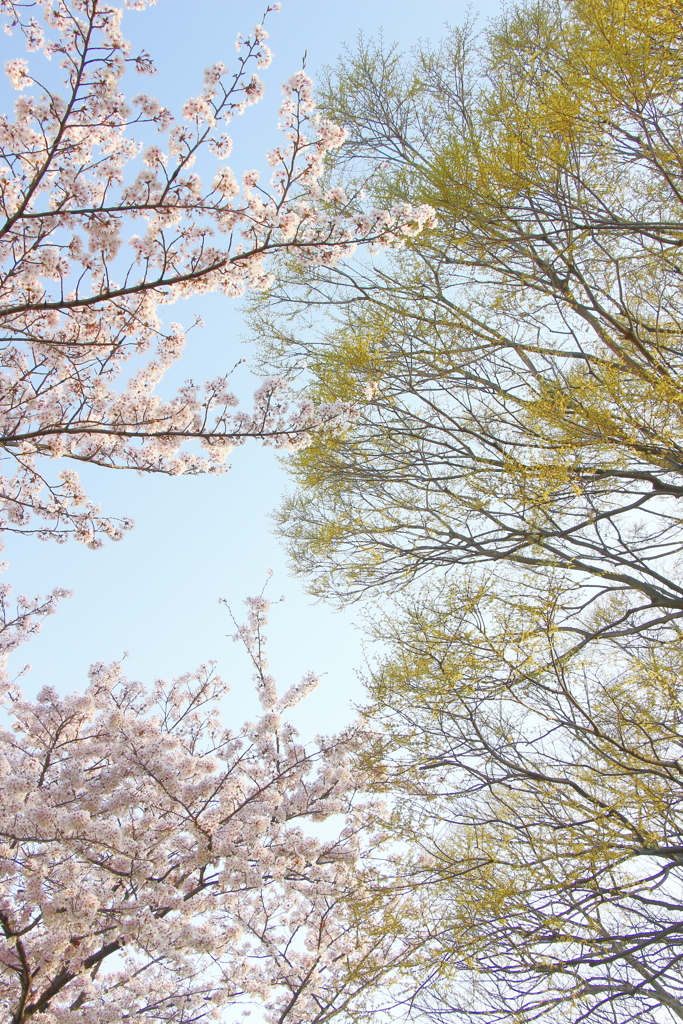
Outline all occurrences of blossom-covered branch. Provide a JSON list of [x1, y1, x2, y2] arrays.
[[0, 0, 435, 547]]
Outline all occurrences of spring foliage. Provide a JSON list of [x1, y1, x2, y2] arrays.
[[255, 0, 683, 647], [248, 0, 683, 1020]]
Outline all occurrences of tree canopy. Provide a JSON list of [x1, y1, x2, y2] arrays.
[[352, 589, 683, 1024], [253, 0, 683, 649], [8, 0, 683, 1021], [248, 0, 683, 1021], [0, 4, 435, 1022]]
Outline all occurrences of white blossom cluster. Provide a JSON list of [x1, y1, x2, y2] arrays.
[[0, 0, 435, 549], [0, 594, 403, 1024]]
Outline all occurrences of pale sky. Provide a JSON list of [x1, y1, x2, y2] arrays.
[[4, 0, 501, 739]]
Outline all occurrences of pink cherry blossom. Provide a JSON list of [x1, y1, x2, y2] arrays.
[[0, 0, 434, 554], [0, 594, 403, 1024]]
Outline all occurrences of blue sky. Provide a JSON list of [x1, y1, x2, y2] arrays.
[[4, 0, 501, 738]]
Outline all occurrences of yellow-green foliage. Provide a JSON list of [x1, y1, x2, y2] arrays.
[[253, 0, 683, 644], [357, 586, 683, 1023], [250, 2, 683, 1021]]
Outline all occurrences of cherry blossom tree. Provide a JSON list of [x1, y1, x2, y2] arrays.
[[0, 9, 433, 1015], [0, 592, 408, 1024], [0, 0, 435, 550]]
